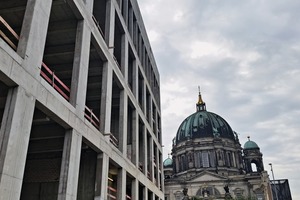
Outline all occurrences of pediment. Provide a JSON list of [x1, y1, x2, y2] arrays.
[[187, 171, 227, 182]]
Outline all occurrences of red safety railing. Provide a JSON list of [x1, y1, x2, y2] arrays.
[[0, 16, 19, 50], [109, 133, 119, 148], [138, 162, 143, 172], [107, 186, 117, 200], [40, 62, 70, 100], [84, 106, 100, 129], [1, 16, 100, 128]]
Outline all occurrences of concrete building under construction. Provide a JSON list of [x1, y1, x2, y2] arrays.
[[0, 0, 163, 199]]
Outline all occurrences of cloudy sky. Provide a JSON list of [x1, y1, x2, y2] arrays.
[[138, 0, 300, 199]]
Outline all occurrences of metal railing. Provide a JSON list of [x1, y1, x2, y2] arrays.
[[0, 16, 19, 50], [84, 106, 100, 129], [40, 62, 70, 100]]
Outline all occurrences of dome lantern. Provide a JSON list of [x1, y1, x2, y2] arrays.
[[196, 86, 206, 111]]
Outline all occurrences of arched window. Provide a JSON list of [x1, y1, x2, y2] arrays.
[[251, 162, 258, 172]]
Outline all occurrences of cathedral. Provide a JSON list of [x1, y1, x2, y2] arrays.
[[163, 91, 273, 200]]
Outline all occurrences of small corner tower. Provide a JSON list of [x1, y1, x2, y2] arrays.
[[243, 136, 264, 173]]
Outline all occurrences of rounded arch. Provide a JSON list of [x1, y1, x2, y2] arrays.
[[251, 162, 258, 172]]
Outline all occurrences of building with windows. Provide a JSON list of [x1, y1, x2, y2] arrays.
[[163, 92, 274, 200], [0, 0, 163, 199]]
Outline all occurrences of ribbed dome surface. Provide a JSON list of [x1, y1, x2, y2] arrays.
[[176, 110, 235, 144]]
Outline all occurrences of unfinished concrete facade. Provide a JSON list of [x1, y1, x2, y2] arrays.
[[0, 0, 163, 199]]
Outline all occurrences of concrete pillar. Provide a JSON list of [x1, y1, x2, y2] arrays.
[[94, 153, 109, 200], [84, 0, 94, 10], [0, 86, 35, 200], [100, 62, 113, 133], [131, 178, 138, 200], [121, 36, 128, 79], [132, 109, 138, 165], [142, 126, 147, 175], [105, 0, 115, 49], [17, 0, 52, 78], [149, 137, 154, 181], [132, 60, 138, 98], [118, 90, 127, 153], [58, 130, 82, 200], [142, 78, 146, 113], [159, 152, 164, 192], [122, 0, 128, 25], [143, 187, 148, 200], [128, 5, 133, 36], [156, 149, 160, 189], [117, 168, 126, 200], [154, 108, 158, 138], [149, 96, 153, 129], [70, 19, 91, 116]]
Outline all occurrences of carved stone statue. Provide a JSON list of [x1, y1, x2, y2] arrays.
[[182, 188, 189, 200], [224, 185, 229, 193]]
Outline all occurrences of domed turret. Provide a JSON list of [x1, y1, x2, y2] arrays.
[[163, 157, 173, 168], [243, 136, 264, 173], [244, 139, 259, 149]]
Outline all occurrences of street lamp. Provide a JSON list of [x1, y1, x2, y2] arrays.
[[269, 163, 279, 200]]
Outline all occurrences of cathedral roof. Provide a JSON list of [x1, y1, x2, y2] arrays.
[[175, 91, 235, 144]]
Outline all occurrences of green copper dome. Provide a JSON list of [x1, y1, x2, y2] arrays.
[[175, 92, 235, 144], [163, 158, 173, 167], [244, 138, 259, 149]]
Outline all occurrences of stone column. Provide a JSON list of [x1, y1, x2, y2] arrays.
[[156, 149, 160, 189], [143, 186, 148, 200], [100, 62, 113, 134], [58, 130, 82, 200], [105, 0, 115, 49], [121, 35, 128, 78], [149, 137, 154, 181], [117, 168, 126, 200], [17, 0, 52, 79], [0, 86, 35, 199], [70, 19, 91, 117], [132, 60, 138, 98], [94, 153, 109, 200], [142, 126, 147, 175], [118, 90, 127, 153], [131, 178, 138, 200], [128, 4, 133, 36], [132, 109, 138, 165]]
